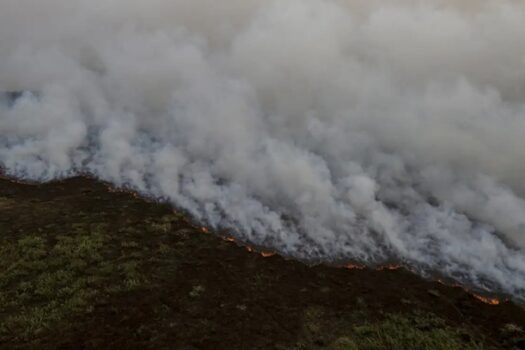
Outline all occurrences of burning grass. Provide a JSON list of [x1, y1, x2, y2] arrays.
[[0, 176, 524, 349]]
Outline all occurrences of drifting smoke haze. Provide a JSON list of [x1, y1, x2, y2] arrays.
[[1, 0, 525, 298]]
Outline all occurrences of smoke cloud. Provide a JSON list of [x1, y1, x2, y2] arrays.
[[1, 0, 525, 298]]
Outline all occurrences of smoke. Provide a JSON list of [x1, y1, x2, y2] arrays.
[[1, 0, 525, 298]]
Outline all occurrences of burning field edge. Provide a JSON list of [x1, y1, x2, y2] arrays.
[[0, 172, 510, 306], [0, 174, 524, 349]]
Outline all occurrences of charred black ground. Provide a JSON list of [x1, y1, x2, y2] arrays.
[[0, 176, 524, 349]]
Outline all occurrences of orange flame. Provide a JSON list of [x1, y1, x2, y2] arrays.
[[218, 234, 276, 258], [436, 279, 503, 305], [260, 252, 276, 258], [473, 294, 501, 305], [345, 263, 366, 270]]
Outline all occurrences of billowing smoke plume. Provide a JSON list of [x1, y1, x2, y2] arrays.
[[1, 0, 525, 298]]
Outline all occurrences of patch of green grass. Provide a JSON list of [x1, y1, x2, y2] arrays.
[[335, 313, 487, 350], [285, 309, 491, 350], [0, 225, 150, 342], [0, 234, 104, 339]]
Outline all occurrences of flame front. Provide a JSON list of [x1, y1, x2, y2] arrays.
[[260, 252, 276, 258], [473, 294, 501, 306], [345, 263, 366, 270]]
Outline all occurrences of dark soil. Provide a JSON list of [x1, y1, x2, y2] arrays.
[[0, 176, 524, 350]]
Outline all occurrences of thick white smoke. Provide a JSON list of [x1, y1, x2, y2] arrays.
[[1, 0, 525, 298]]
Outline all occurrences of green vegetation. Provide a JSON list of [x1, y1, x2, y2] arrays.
[[283, 307, 489, 350], [0, 185, 183, 346], [328, 314, 486, 350], [0, 224, 152, 341]]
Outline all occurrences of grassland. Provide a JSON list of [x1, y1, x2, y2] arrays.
[[0, 176, 524, 349]]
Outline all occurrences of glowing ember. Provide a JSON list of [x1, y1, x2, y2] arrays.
[[473, 294, 501, 305], [345, 263, 366, 270], [217, 234, 275, 258], [260, 252, 276, 258], [378, 264, 402, 271], [201, 227, 209, 233], [436, 279, 503, 305]]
